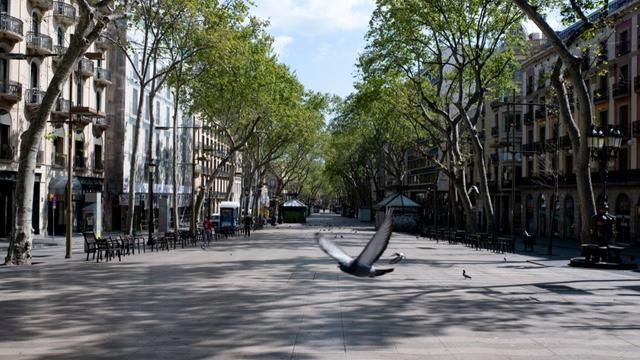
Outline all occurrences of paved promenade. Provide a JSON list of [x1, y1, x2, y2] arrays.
[[1, 213, 640, 359]]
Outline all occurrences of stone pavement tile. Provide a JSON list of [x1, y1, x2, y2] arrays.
[[291, 350, 347, 360]]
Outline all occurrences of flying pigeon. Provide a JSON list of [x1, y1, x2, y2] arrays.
[[317, 211, 394, 278], [463, 270, 472, 279], [389, 252, 406, 264]]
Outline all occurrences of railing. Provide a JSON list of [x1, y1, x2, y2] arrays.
[[0, 80, 22, 99], [53, 153, 66, 167], [616, 41, 629, 56], [78, 58, 94, 74], [612, 80, 629, 97], [25, 88, 46, 106], [54, 97, 70, 113], [73, 155, 86, 169], [27, 32, 53, 52], [0, 144, 13, 160], [94, 116, 108, 127], [633, 121, 640, 137], [95, 67, 112, 82], [53, 1, 76, 21], [0, 13, 24, 37]]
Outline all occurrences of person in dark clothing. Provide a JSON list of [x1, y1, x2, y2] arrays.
[[243, 216, 253, 237]]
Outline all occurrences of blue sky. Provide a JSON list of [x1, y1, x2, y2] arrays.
[[251, 1, 561, 99], [251, 0, 375, 99]]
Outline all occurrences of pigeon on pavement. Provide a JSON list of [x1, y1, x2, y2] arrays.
[[463, 270, 472, 279], [317, 211, 394, 278], [389, 252, 406, 264]]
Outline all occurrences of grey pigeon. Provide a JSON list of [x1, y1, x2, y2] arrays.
[[463, 269, 472, 279], [317, 211, 394, 278], [389, 252, 406, 264]]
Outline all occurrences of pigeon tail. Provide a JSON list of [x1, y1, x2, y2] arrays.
[[373, 268, 394, 277]]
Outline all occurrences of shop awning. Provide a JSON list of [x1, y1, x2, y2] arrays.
[[48, 176, 82, 195], [373, 193, 422, 210]]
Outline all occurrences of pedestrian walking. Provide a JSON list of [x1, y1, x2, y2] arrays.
[[203, 217, 213, 245], [244, 215, 253, 237]]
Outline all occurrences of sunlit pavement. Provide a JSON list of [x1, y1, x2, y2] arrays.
[[1, 213, 639, 359]]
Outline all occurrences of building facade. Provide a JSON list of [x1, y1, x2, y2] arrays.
[[0, 0, 111, 237], [104, 25, 192, 232], [519, 0, 640, 244]]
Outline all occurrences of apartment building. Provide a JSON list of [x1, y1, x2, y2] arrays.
[[519, 0, 639, 243], [0, 0, 111, 237], [193, 116, 242, 219], [104, 25, 193, 231]]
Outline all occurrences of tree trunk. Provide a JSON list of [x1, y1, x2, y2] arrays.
[[125, 82, 147, 235], [224, 152, 236, 200], [5, 3, 110, 264]]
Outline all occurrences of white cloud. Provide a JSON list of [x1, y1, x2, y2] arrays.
[[253, 0, 375, 33], [272, 35, 294, 58]]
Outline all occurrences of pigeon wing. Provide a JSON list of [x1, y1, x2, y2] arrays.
[[355, 210, 394, 266], [316, 235, 353, 266]]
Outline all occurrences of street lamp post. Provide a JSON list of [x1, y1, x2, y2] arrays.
[[587, 125, 622, 246], [569, 124, 636, 269]]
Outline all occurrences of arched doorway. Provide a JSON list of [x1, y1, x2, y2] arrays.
[[615, 193, 630, 243], [526, 194, 534, 232], [564, 195, 575, 240], [537, 194, 547, 238]]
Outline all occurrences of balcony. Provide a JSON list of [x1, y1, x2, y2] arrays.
[[51, 97, 70, 119], [94, 67, 112, 86], [0, 13, 23, 42], [524, 111, 533, 125], [491, 126, 499, 137], [95, 35, 110, 50], [93, 157, 104, 172], [26, 32, 53, 55], [217, 170, 230, 178], [0, 144, 13, 161], [53, 1, 76, 26], [78, 59, 94, 77], [92, 116, 108, 137], [25, 89, 46, 112], [52, 153, 66, 167], [0, 80, 22, 103], [612, 80, 629, 98], [73, 155, 86, 170], [30, 0, 54, 10], [593, 88, 608, 103], [616, 41, 629, 56]]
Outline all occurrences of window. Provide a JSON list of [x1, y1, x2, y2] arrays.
[[31, 12, 39, 34], [0, 0, 8, 12], [57, 27, 64, 47], [619, 105, 629, 138], [0, 50, 7, 83], [619, 65, 629, 82], [599, 110, 608, 128], [96, 90, 102, 112], [30, 62, 38, 89], [131, 89, 138, 114], [76, 78, 83, 105]]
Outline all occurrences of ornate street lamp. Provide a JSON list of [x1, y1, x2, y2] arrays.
[[572, 124, 629, 268]]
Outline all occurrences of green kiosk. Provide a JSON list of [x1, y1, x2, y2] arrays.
[[281, 198, 307, 223]]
